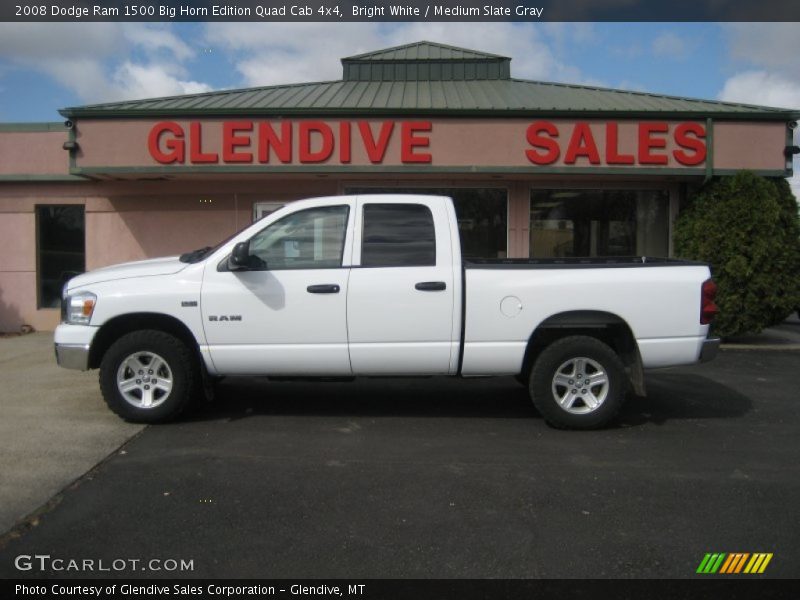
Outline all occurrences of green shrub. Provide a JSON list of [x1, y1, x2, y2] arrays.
[[673, 171, 800, 337], [768, 177, 800, 324]]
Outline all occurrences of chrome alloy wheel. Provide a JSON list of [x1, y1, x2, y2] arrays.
[[116, 351, 174, 409], [551, 356, 609, 414]]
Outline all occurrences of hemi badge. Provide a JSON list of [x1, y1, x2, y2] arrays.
[[181, 301, 198, 307]]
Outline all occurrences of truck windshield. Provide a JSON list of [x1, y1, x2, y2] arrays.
[[179, 231, 240, 264]]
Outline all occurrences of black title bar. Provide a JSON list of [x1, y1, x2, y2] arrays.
[[6, 579, 800, 600], [3, 0, 800, 22]]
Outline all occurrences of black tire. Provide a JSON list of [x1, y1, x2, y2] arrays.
[[529, 335, 626, 430], [99, 330, 199, 423]]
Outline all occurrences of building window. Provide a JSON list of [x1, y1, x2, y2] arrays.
[[36, 205, 85, 309], [361, 203, 436, 267], [249, 205, 349, 270], [346, 187, 507, 259], [530, 189, 669, 258], [253, 201, 285, 222]]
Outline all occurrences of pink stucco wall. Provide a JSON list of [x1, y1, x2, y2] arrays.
[[0, 196, 83, 331], [714, 121, 788, 171], [0, 213, 37, 329], [0, 131, 69, 175], [86, 196, 243, 269]]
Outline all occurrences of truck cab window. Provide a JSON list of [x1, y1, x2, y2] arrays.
[[361, 204, 436, 267], [249, 205, 349, 270]]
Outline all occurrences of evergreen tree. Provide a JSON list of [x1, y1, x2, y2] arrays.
[[673, 171, 800, 337]]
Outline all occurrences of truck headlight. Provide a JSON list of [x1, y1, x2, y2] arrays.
[[63, 292, 97, 325]]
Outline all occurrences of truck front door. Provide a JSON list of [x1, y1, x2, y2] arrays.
[[201, 200, 353, 375]]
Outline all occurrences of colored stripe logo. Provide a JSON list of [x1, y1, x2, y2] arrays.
[[696, 552, 773, 574]]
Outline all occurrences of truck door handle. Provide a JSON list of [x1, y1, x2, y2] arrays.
[[415, 281, 447, 291], [307, 284, 340, 294]]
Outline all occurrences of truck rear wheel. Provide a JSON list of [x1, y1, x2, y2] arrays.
[[529, 335, 626, 430], [99, 330, 198, 423]]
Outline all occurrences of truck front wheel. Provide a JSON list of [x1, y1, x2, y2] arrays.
[[99, 330, 199, 423], [529, 335, 626, 430]]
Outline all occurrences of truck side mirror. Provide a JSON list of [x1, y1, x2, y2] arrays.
[[228, 241, 266, 271], [229, 241, 250, 269]]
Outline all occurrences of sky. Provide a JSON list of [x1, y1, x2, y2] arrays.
[[0, 21, 799, 191]]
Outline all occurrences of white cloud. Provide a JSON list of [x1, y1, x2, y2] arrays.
[[719, 24, 800, 199], [718, 23, 800, 109], [724, 23, 800, 74], [38, 58, 116, 102], [718, 70, 800, 109], [652, 32, 691, 60], [609, 42, 644, 61], [205, 23, 383, 86], [0, 23, 122, 60], [111, 62, 211, 100], [0, 23, 211, 104], [121, 23, 195, 63], [543, 22, 597, 47], [386, 23, 564, 81], [0, 22, 603, 108], [614, 80, 648, 93], [204, 22, 601, 88]]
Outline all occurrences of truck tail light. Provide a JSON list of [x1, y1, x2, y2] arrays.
[[700, 279, 718, 325]]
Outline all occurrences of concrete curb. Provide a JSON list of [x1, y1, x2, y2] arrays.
[[721, 344, 800, 351]]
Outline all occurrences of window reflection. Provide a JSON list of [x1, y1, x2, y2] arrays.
[[347, 187, 507, 259], [362, 204, 436, 267], [250, 205, 349, 270], [530, 189, 669, 258], [37, 205, 85, 308]]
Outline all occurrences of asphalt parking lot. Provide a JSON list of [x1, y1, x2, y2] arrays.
[[1, 340, 799, 579], [0, 333, 142, 536]]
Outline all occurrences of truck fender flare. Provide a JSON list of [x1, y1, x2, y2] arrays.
[[520, 310, 645, 397]]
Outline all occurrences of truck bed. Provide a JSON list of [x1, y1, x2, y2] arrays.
[[465, 257, 704, 269], [460, 258, 711, 376]]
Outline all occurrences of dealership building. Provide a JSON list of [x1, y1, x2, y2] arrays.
[[0, 41, 797, 331]]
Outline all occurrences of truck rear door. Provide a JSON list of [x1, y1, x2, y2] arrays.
[[346, 196, 459, 375]]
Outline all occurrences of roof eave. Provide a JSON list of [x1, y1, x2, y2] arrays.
[[58, 107, 800, 120]]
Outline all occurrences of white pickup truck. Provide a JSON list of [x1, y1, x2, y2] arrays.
[[55, 194, 719, 429]]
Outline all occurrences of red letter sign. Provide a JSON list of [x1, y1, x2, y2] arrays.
[[401, 122, 432, 163], [258, 122, 292, 163], [638, 122, 669, 165], [359, 121, 395, 163], [564, 123, 601, 165], [525, 121, 560, 165], [605, 122, 635, 165], [222, 121, 253, 163], [148, 122, 185, 164], [299, 122, 334, 163], [189, 122, 219, 163], [673, 122, 707, 166]]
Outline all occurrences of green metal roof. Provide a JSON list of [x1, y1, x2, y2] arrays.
[[60, 79, 798, 119], [59, 41, 799, 120], [343, 41, 509, 62], [342, 42, 511, 81], [0, 122, 67, 132]]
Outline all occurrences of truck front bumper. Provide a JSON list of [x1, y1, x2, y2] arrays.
[[55, 343, 91, 370], [699, 337, 721, 363], [54, 324, 97, 371]]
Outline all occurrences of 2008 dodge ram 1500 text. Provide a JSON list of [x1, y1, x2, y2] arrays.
[[55, 194, 720, 429]]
